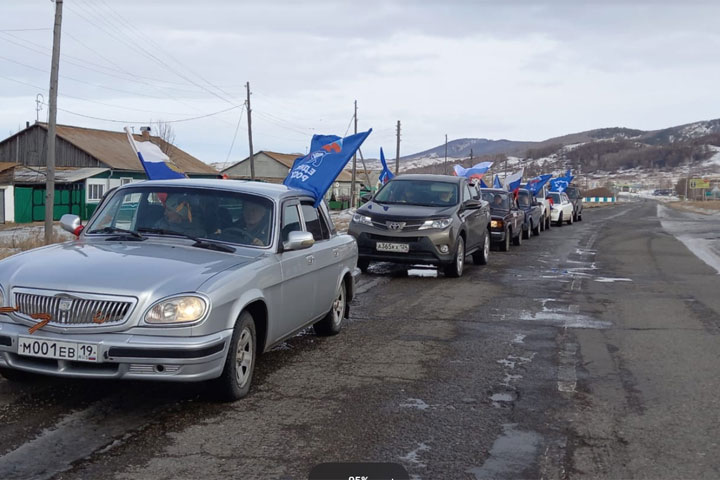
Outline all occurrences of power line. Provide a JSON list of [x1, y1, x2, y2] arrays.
[[0, 28, 50, 32], [40, 101, 242, 124], [225, 103, 246, 163]]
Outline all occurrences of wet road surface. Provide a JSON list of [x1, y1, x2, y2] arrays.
[[1, 200, 719, 479]]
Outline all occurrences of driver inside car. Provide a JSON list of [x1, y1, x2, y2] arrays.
[[230, 198, 271, 246], [154, 193, 205, 237]]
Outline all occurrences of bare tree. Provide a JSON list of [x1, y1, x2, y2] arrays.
[[154, 120, 176, 157]]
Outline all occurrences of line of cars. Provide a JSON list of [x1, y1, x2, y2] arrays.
[[349, 174, 583, 272], [0, 174, 583, 401]]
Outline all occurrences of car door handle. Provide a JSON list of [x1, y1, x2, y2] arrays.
[[306, 255, 315, 265], [332, 248, 339, 257]]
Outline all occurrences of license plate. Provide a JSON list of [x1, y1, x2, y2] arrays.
[[376, 242, 409, 253], [17, 337, 99, 363]]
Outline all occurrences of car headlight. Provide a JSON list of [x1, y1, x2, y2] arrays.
[[491, 219, 504, 228], [145, 295, 208, 324], [419, 218, 452, 230], [351, 214, 373, 226]]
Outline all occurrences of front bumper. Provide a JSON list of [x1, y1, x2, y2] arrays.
[[490, 229, 507, 243], [0, 320, 232, 382], [348, 225, 456, 266]]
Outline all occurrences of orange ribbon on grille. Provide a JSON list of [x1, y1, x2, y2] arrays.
[[0, 306, 52, 334]]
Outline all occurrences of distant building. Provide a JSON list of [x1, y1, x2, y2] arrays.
[[0, 122, 217, 222]]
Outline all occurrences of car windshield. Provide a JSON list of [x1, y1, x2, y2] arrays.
[[565, 187, 579, 198], [85, 186, 274, 247], [374, 180, 458, 207], [517, 191, 532, 207], [481, 191, 510, 209], [547, 193, 562, 203]]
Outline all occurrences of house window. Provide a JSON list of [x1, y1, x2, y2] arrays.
[[120, 177, 133, 185], [88, 184, 105, 201]]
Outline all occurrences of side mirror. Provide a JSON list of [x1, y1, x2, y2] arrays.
[[283, 231, 314, 251], [60, 214, 83, 236], [462, 199, 482, 210]]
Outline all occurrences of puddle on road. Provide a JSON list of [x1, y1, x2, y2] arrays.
[[520, 311, 612, 329], [399, 398, 431, 410], [490, 391, 517, 408], [467, 424, 541, 479]]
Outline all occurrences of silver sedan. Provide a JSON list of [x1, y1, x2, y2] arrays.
[[0, 179, 358, 401]]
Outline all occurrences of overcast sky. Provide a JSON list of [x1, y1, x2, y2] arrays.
[[2, 0, 719, 165]]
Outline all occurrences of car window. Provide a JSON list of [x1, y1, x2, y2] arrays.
[[281, 204, 302, 243], [86, 186, 274, 247], [301, 202, 329, 241], [464, 184, 473, 202]]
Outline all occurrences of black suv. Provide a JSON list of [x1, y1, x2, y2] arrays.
[[348, 174, 491, 277], [564, 186, 583, 222]]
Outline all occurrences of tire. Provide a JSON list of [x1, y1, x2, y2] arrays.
[[513, 228, 522, 246], [533, 221, 541, 236], [523, 224, 531, 239], [540, 216, 545, 232], [0, 367, 36, 382], [357, 258, 370, 273], [314, 281, 346, 336], [500, 229, 510, 252], [556, 213, 563, 227], [573, 211, 578, 222], [444, 236, 465, 277], [212, 311, 257, 402], [578, 211, 583, 221], [472, 230, 490, 265], [546, 215, 551, 230]]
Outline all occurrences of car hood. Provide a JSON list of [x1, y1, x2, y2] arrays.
[[359, 201, 456, 220], [0, 239, 258, 297]]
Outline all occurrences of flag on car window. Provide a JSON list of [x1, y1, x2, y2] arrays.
[[124, 127, 186, 180], [479, 178, 489, 188], [504, 169, 524, 193], [379, 147, 394, 184], [453, 161, 493, 180], [493, 175, 502, 189], [526, 174, 552, 195], [284, 129, 372, 207]]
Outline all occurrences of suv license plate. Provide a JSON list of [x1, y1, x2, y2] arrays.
[[376, 242, 409, 253], [17, 337, 99, 363]]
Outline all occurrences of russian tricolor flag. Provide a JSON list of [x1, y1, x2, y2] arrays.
[[453, 161, 493, 180], [504, 169, 524, 193], [125, 127, 186, 180]]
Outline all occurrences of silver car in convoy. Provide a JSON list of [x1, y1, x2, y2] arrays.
[[0, 179, 358, 401]]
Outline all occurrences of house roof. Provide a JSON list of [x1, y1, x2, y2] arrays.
[[0, 162, 18, 173], [33, 123, 217, 175], [223, 150, 354, 182], [14, 166, 110, 184]]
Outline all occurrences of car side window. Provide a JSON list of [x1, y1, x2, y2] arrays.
[[301, 202, 330, 241], [464, 184, 473, 202], [281, 203, 302, 243]]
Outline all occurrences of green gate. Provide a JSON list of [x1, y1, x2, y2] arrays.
[[14, 184, 85, 223]]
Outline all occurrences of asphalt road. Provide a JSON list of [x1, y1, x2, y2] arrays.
[[0, 199, 718, 479]]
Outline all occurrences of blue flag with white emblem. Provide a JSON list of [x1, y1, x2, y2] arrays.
[[526, 174, 552, 195], [549, 170, 574, 193], [493, 174, 502, 189], [284, 129, 372, 207]]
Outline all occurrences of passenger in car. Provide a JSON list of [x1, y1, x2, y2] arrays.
[[155, 193, 206, 237], [233, 198, 271, 246]]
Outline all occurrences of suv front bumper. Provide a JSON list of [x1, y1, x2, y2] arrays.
[[348, 225, 457, 266]]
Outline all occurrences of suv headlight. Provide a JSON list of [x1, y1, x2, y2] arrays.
[[352, 214, 373, 226], [419, 218, 452, 230], [145, 295, 208, 325]]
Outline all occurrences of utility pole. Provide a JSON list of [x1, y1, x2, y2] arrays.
[[470, 148, 473, 164], [351, 100, 357, 207], [444, 134, 448, 175], [246, 82, 255, 180], [45, 0, 63, 245], [395, 120, 401, 175]]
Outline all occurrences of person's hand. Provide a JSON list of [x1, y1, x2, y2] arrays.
[[252, 237, 264, 246]]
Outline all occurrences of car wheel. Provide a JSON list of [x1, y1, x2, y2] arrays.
[[314, 280, 346, 336], [444, 236, 465, 277], [523, 224, 531, 239], [212, 311, 256, 402], [540, 216, 545, 232], [578, 212, 583, 221], [0, 367, 36, 382], [546, 215, 551, 229], [472, 230, 490, 265], [533, 221, 541, 236], [513, 228, 522, 246], [556, 213, 563, 227], [500, 229, 510, 252], [573, 211, 578, 222], [357, 258, 370, 273]]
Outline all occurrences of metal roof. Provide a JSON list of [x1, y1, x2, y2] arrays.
[[14, 166, 110, 184]]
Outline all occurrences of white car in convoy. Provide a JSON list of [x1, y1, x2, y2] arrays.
[[547, 191, 574, 226]]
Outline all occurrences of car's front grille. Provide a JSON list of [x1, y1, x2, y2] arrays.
[[370, 219, 425, 231], [14, 291, 134, 327]]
